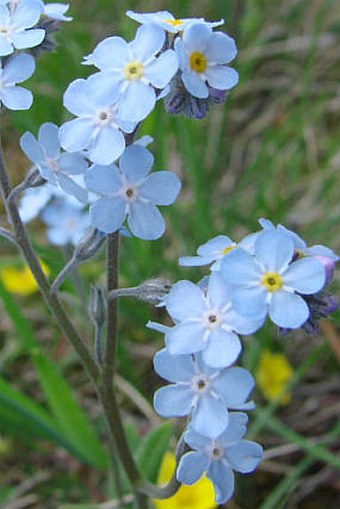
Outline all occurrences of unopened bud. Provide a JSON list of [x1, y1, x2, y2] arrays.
[[74, 228, 106, 262], [89, 285, 107, 328]]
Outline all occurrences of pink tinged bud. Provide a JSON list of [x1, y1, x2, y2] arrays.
[[314, 255, 336, 284]]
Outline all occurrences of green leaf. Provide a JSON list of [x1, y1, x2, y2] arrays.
[[136, 423, 173, 483], [0, 279, 107, 469]]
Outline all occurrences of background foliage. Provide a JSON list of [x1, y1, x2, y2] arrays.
[[0, 0, 339, 508]]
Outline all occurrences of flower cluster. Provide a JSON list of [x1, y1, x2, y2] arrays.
[[150, 220, 337, 503], [0, 0, 71, 110]]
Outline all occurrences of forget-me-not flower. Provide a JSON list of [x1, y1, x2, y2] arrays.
[[20, 122, 88, 202], [177, 413, 263, 504], [83, 23, 178, 122], [221, 229, 326, 328], [39, 1, 72, 21], [0, 1, 44, 55], [126, 10, 224, 34], [154, 349, 255, 438], [174, 23, 239, 99], [85, 144, 181, 240], [41, 198, 89, 246], [163, 273, 264, 368], [59, 73, 136, 165], [0, 52, 35, 109]]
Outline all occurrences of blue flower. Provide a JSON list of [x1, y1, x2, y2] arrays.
[[179, 233, 257, 270], [126, 10, 224, 34], [174, 23, 238, 99], [20, 122, 88, 202], [83, 23, 178, 122], [0, 52, 35, 109], [41, 198, 89, 246], [85, 144, 181, 240], [221, 230, 326, 328], [0, 1, 44, 56], [177, 412, 263, 505], [18, 183, 54, 222], [162, 273, 264, 367], [59, 73, 136, 165], [153, 349, 255, 438], [40, 1, 72, 21]]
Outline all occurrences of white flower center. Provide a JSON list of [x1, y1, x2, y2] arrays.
[[46, 158, 59, 173], [191, 374, 210, 394], [203, 309, 222, 329], [94, 108, 114, 126], [0, 25, 12, 38], [123, 184, 137, 202], [124, 61, 144, 81]]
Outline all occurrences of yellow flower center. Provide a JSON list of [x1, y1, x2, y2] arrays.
[[261, 272, 283, 292], [164, 19, 184, 27], [222, 245, 235, 255], [124, 61, 144, 81], [189, 51, 207, 73]]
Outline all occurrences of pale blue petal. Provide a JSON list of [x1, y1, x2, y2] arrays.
[[59, 118, 94, 152], [0, 86, 32, 110], [183, 23, 212, 53], [202, 330, 241, 368], [269, 291, 309, 328], [166, 280, 207, 321], [307, 245, 339, 261], [128, 201, 165, 240], [219, 412, 249, 442], [205, 32, 237, 64], [57, 174, 88, 203], [226, 441, 263, 473], [205, 66, 239, 90], [153, 349, 194, 382], [145, 49, 178, 88], [255, 230, 294, 272], [284, 258, 325, 294], [184, 427, 210, 451], [12, 2, 41, 28], [20, 131, 44, 163], [174, 37, 188, 71], [63, 78, 93, 116], [2, 53, 35, 83], [92, 36, 129, 70], [153, 385, 193, 417], [198, 235, 234, 257], [182, 70, 209, 98], [177, 452, 208, 485], [179, 255, 214, 267], [90, 197, 126, 233], [85, 164, 122, 195], [166, 322, 206, 355], [85, 72, 121, 106], [226, 308, 265, 335], [38, 123, 60, 158], [131, 23, 165, 62], [12, 29, 45, 50], [208, 461, 234, 504], [207, 272, 230, 308], [139, 171, 181, 205], [0, 38, 13, 56], [192, 395, 228, 438], [214, 367, 254, 408], [231, 286, 267, 317], [88, 127, 125, 165], [221, 248, 260, 285], [119, 80, 156, 122], [119, 145, 153, 182], [59, 153, 88, 175]]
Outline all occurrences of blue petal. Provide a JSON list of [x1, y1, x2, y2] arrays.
[[145, 49, 178, 88], [88, 127, 125, 165], [198, 235, 234, 257], [205, 66, 239, 90], [183, 23, 212, 53], [57, 174, 88, 203], [221, 248, 260, 285], [119, 80, 156, 122], [284, 257, 325, 294], [182, 70, 209, 98], [177, 451, 209, 485], [38, 123, 60, 158], [153, 349, 194, 382], [128, 201, 165, 240], [90, 197, 126, 233], [219, 412, 249, 442], [12, 2, 41, 28], [59, 153, 88, 175], [230, 285, 267, 317], [166, 280, 207, 321], [205, 32, 237, 64], [139, 171, 181, 205], [2, 53, 35, 82], [207, 461, 234, 504], [166, 321, 206, 355], [0, 86, 32, 110], [119, 145, 153, 183], [153, 385, 193, 417], [192, 395, 229, 438], [92, 36, 129, 70], [85, 164, 122, 195], [63, 78, 93, 116], [213, 367, 254, 408], [59, 118, 94, 152], [12, 29, 45, 50], [184, 427, 210, 451], [131, 23, 165, 62], [20, 131, 44, 164], [202, 329, 241, 368], [207, 272, 231, 308], [226, 440, 263, 473], [269, 291, 309, 328], [255, 230, 294, 272]]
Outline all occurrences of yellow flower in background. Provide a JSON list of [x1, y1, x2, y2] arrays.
[[0, 261, 49, 296], [154, 452, 216, 509], [256, 349, 294, 405]]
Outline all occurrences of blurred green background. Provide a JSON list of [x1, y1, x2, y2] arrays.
[[0, 0, 339, 508]]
